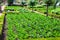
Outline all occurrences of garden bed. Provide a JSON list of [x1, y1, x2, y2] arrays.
[[5, 7, 60, 40], [28, 6, 60, 19]]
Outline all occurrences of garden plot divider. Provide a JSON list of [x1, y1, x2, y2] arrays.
[[1, 14, 6, 40]]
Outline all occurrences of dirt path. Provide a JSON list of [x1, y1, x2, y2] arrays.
[[0, 13, 2, 16]]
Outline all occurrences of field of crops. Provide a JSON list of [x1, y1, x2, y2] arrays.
[[6, 7, 60, 40]]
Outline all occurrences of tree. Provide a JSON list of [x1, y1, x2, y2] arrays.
[[54, 0, 58, 9], [45, 0, 53, 16], [29, 0, 36, 12], [8, 0, 14, 6], [21, 1, 26, 7]]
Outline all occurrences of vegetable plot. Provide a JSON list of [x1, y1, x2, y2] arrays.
[[6, 8, 60, 40]]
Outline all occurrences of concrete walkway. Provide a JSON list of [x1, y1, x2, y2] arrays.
[[0, 13, 2, 16], [0, 5, 6, 16]]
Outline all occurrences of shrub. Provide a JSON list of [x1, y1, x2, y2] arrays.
[[56, 12, 60, 15], [52, 10, 60, 15], [44, 11, 47, 14]]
